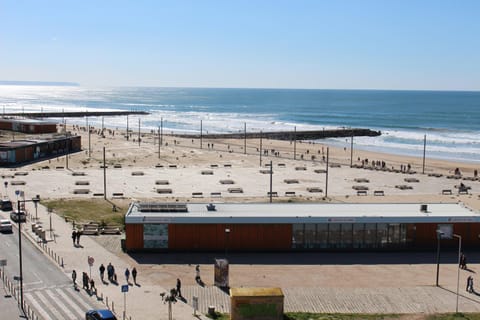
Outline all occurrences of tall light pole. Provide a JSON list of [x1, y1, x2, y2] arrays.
[[453, 234, 462, 313], [435, 230, 444, 286], [225, 228, 230, 258], [16, 193, 40, 313]]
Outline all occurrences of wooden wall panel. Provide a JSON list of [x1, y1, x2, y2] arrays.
[[125, 224, 143, 250], [168, 224, 292, 251]]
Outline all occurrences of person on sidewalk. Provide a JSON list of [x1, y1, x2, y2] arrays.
[[467, 276, 474, 293], [71, 230, 77, 246], [131, 267, 137, 285], [82, 272, 89, 290], [89, 278, 96, 295], [99, 264, 106, 282], [125, 268, 130, 283], [195, 265, 201, 282], [72, 270, 77, 288], [76, 230, 82, 246], [107, 263, 113, 282], [176, 278, 182, 298]]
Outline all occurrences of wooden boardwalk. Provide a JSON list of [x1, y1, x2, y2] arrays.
[[182, 285, 480, 314]]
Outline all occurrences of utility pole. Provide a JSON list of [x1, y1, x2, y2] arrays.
[[103, 147, 106, 200], [126, 115, 129, 141], [422, 134, 426, 174], [158, 126, 161, 159], [138, 118, 141, 146], [325, 147, 329, 198], [259, 131, 263, 167], [244, 122, 247, 154], [293, 126, 297, 160], [350, 132, 354, 168], [269, 160, 273, 203], [200, 120, 203, 149]]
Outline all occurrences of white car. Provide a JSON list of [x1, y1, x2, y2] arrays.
[[0, 219, 12, 233]]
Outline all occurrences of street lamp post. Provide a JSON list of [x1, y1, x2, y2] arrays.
[[225, 228, 230, 258], [435, 230, 444, 286], [453, 234, 462, 313], [15, 193, 40, 312]]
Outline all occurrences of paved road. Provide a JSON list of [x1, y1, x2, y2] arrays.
[[0, 222, 101, 320]]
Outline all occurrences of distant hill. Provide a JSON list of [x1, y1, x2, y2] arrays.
[[0, 80, 79, 86]]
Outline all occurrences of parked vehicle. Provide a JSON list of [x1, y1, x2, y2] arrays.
[[85, 309, 117, 320], [10, 210, 26, 223], [0, 199, 13, 211], [0, 219, 13, 232]]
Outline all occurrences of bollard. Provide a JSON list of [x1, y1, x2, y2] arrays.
[[54, 252, 57, 260], [112, 301, 114, 312], [61, 258, 64, 267], [106, 297, 109, 308]]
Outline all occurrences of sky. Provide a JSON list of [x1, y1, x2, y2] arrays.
[[1, 0, 479, 90]]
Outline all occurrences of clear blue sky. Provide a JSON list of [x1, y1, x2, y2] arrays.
[[1, 0, 479, 90]]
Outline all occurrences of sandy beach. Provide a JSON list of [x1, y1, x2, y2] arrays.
[[6, 124, 478, 211]]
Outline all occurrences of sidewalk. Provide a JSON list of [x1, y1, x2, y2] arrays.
[[17, 197, 208, 320]]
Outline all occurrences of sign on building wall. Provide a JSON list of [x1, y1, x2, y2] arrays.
[[143, 224, 168, 248]]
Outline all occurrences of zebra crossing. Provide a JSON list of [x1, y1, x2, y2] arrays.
[[24, 284, 101, 320]]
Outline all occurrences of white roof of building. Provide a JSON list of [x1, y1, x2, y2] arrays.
[[125, 202, 480, 224]]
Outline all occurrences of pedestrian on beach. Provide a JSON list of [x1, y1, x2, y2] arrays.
[[99, 264, 105, 282], [132, 267, 137, 285], [71, 230, 77, 246], [125, 268, 130, 283], [176, 278, 182, 298], [76, 230, 81, 245]]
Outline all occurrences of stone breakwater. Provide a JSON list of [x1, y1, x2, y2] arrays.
[[178, 128, 381, 140]]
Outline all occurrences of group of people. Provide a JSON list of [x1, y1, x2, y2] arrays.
[[98, 262, 138, 285], [72, 263, 138, 295], [71, 229, 82, 246], [71, 270, 95, 295]]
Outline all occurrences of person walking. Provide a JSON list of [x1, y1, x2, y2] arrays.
[[125, 268, 130, 283], [89, 278, 96, 295], [467, 276, 474, 293], [71, 230, 77, 246], [131, 267, 137, 285], [76, 230, 82, 246], [195, 265, 201, 282], [99, 264, 105, 282], [176, 278, 182, 298], [107, 263, 113, 281], [82, 272, 89, 290], [72, 270, 77, 287]]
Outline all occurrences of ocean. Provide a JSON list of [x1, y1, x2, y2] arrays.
[[0, 85, 479, 163]]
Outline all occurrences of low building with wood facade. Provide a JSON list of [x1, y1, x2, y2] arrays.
[[124, 202, 480, 252], [0, 135, 81, 166], [0, 118, 58, 134]]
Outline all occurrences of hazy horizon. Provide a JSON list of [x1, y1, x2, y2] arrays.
[[2, 1, 479, 91]]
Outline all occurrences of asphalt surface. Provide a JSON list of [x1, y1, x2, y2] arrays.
[[0, 218, 101, 320]]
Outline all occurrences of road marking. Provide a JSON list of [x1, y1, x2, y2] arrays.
[[63, 287, 93, 310], [44, 288, 77, 320], [25, 292, 54, 320], [35, 289, 67, 319], [56, 287, 85, 316]]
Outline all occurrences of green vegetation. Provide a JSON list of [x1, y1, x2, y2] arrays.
[[43, 199, 126, 227]]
